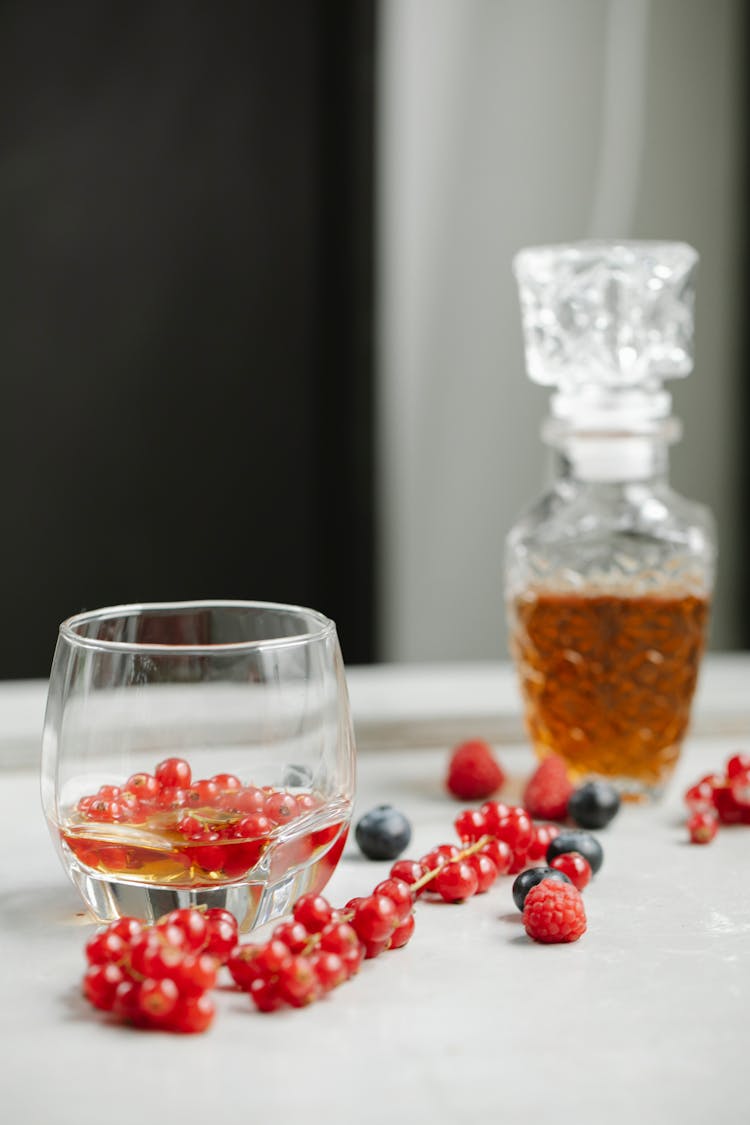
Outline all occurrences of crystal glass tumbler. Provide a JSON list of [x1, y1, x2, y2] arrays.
[[41, 601, 356, 930]]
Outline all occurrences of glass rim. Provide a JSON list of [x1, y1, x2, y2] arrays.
[[58, 600, 336, 655]]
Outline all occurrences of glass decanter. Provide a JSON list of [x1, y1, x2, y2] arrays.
[[506, 241, 716, 799]]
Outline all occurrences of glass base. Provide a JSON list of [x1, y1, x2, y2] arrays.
[[69, 861, 329, 933]]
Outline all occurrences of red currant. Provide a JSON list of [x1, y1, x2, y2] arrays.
[[170, 952, 218, 996], [730, 769, 750, 809], [273, 919, 311, 954], [83, 962, 125, 1010], [388, 912, 416, 950], [85, 929, 127, 966], [373, 878, 413, 922], [293, 894, 334, 933], [454, 808, 489, 841], [227, 944, 266, 990], [713, 783, 744, 824], [389, 859, 427, 895], [168, 993, 215, 1033], [688, 810, 719, 844], [526, 823, 560, 863], [550, 851, 592, 891], [434, 860, 479, 903], [112, 979, 146, 1024], [726, 753, 750, 779], [479, 800, 511, 834], [265, 792, 300, 824], [276, 955, 320, 1008], [155, 757, 192, 788], [138, 977, 180, 1021], [212, 772, 242, 791], [125, 772, 161, 800], [310, 951, 348, 991], [684, 775, 721, 811], [465, 852, 498, 894], [157, 908, 208, 951], [479, 837, 512, 875], [202, 909, 238, 962], [319, 920, 360, 957], [249, 977, 284, 1012], [350, 895, 398, 943]]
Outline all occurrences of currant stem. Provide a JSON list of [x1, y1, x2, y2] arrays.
[[410, 835, 493, 893]]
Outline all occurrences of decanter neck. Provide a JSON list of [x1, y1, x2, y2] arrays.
[[547, 425, 675, 485]]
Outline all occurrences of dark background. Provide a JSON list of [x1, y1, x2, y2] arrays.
[[0, 0, 376, 677]]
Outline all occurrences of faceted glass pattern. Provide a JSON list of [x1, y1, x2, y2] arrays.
[[513, 240, 698, 396]]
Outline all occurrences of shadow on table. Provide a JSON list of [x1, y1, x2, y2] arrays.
[[0, 883, 91, 932]]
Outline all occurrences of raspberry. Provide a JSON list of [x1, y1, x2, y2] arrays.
[[511, 865, 572, 911], [523, 755, 573, 821], [446, 740, 505, 801], [522, 878, 587, 944]]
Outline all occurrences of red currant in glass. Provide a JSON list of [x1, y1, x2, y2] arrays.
[[155, 757, 192, 788], [212, 772, 242, 791], [125, 772, 161, 801], [265, 791, 300, 824]]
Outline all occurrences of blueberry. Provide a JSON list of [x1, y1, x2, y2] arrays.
[[568, 781, 621, 830], [546, 830, 604, 874], [355, 805, 412, 861], [512, 866, 572, 911]]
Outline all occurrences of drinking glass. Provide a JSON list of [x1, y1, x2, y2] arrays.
[[41, 601, 356, 931]]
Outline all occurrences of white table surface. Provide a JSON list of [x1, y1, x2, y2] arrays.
[[2, 656, 750, 1124]]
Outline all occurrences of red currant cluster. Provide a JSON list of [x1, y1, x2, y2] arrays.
[[80, 790, 600, 1031], [685, 751, 750, 843], [75, 756, 321, 830], [228, 887, 415, 1012], [67, 756, 344, 888], [389, 800, 592, 901], [83, 906, 238, 1033]]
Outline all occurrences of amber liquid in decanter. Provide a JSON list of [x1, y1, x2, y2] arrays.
[[510, 588, 710, 790]]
